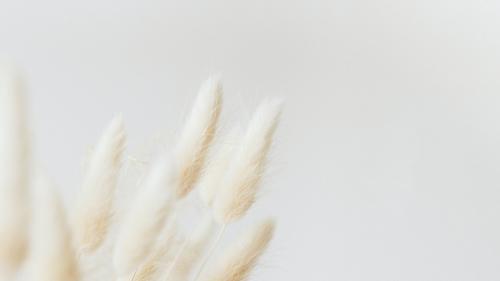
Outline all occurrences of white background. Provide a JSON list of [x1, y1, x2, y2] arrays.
[[2, 1, 500, 280]]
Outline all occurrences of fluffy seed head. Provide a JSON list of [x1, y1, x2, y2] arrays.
[[113, 157, 176, 277], [214, 99, 282, 224], [173, 77, 223, 199], [74, 115, 126, 253], [198, 129, 241, 208], [201, 219, 275, 281], [31, 172, 80, 281], [0, 65, 30, 272]]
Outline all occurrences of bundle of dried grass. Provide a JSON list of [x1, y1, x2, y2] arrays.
[[0, 67, 283, 281]]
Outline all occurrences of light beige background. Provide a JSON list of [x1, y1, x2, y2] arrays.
[[2, 0, 500, 280]]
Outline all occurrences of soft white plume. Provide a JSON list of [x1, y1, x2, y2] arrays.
[[198, 129, 240, 208], [173, 77, 222, 199], [200, 219, 275, 281], [113, 157, 176, 277], [74, 116, 126, 253], [31, 172, 80, 281], [0, 65, 30, 273], [214, 99, 282, 224]]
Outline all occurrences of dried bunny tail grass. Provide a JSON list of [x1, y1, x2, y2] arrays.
[[173, 77, 223, 199], [213, 99, 282, 224], [167, 214, 216, 281], [114, 157, 176, 277], [74, 116, 126, 253], [31, 172, 80, 281], [198, 129, 241, 208], [134, 220, 179, 281], [0, 65, 30, 273], [200, 219, 275, 281]]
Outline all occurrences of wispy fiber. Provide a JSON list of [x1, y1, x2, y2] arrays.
[[74, 116, 126, 253], [31, 173, 80, 281], [213, 99, 282, 224], [0, 65, 30, 274], [200, 219, 275, 281], [113, 157, 176, 277], [173, 77, 222, 199]]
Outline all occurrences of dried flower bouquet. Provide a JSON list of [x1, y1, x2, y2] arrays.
[[0, 65, 282, 281]]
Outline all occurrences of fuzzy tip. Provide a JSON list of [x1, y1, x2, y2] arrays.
[[73, 115, 126, 253], [113, 157, 176, 277], [173, 76, 223, 199], [213, 98, 283, 224]]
